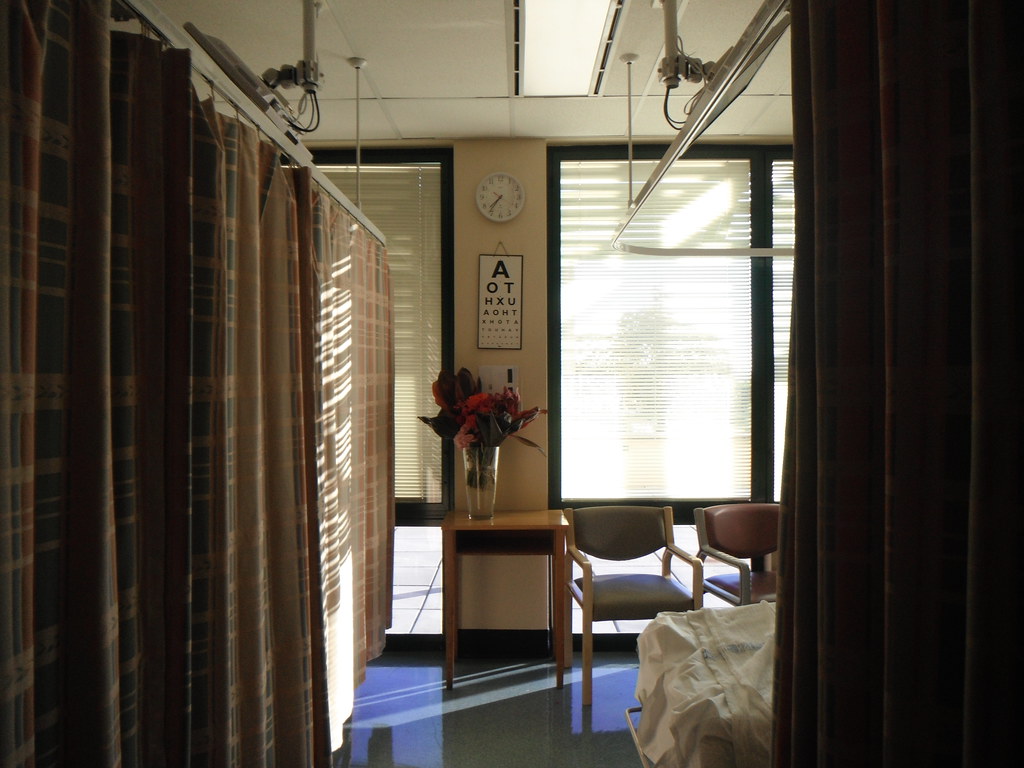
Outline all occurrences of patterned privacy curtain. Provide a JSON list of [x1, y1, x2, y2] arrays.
[[307, 178, 394, 751], [1, 2, 393, 766], [188, 105, 328, 766], [774, 1, 1020, 766], [1, 7, 192, 764]]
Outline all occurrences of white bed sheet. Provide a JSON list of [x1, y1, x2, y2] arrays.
[[633, 602, 777, 768]]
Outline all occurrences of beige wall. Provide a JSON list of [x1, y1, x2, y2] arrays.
[[452, 139, 553, 627], [452, 139, 551, 512]]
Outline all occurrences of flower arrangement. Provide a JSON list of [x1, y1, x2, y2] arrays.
[[418, 368, 546, 453]]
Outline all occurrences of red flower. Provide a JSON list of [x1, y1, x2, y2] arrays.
[[419, 368, 547, 452], [461, 392, 495, 413]]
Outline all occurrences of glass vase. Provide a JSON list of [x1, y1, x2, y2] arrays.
[[463, 445, 499, 519]]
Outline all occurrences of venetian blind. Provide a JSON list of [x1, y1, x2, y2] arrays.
[[559, 158, 756, 499], [321, 164, 444, 502], [771, 159, 795, 499]]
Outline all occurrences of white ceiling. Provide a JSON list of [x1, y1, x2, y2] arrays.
[[141, 0, 791, 146]]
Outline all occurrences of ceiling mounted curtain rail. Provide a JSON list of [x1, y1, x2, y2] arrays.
[[611, 0, 790, 255], [119, 0, 385, 247]]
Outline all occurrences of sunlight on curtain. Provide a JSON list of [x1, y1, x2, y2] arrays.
[[320, 163, 442, 505], [312, 188, 394, 750]]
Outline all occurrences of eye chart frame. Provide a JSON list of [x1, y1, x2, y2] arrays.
[[477, 251, 523, 350]]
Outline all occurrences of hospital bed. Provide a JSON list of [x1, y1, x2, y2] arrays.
[[626, 602, 777, 768]]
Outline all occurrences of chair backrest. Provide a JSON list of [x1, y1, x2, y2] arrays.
[[568, 506, 670, 561], [697, 503, 779, 558]]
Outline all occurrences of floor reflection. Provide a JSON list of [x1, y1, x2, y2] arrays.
[[338, 652, 641, 768]]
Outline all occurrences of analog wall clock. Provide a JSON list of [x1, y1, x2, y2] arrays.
[[475, 172, 525, 222]]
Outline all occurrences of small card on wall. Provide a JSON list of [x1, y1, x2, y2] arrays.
[[477, 253, 523, 349]]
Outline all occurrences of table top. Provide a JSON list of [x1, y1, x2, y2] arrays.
[[441, 508, 568, 531]]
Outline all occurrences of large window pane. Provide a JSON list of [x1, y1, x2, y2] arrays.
[[771, 159, 795, 500], [560, 158, 755, 499], [555, 150, 793, 506]]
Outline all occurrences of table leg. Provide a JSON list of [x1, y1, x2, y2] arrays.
[[553, 529, 566, 688], [443, 528, 457, 689]]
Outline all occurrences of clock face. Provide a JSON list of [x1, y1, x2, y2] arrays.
[[476, 172, 525, 222]]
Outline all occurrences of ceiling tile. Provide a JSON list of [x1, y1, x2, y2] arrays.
[[132, 0, 791, 144]]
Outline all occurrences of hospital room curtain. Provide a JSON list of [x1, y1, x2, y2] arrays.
[[0, 2, 393, 766], [775, 1, 1020, 766], [308, 179, 395, 751], [187, 104, 331, 766]]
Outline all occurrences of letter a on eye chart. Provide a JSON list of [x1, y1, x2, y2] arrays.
[[478, 253, 523, 349]]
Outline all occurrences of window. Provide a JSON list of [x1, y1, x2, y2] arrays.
[[771, 159, 795, 500], [316, 149, 453, 521], [548, 146, 793, 515]]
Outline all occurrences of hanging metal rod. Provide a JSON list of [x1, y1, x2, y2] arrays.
[[612, 0, 790, 254]]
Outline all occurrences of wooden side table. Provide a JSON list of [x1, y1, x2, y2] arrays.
[[441, 508, 569, 690]]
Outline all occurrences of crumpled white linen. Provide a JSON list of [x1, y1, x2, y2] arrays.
[[633, 602, 777, 768]]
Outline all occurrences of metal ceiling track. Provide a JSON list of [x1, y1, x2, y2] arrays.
[[612, 0, 791, 254], [117, 0, 385, 246]]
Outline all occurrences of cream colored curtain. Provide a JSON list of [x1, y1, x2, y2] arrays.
[[309, 178, 395, 751]]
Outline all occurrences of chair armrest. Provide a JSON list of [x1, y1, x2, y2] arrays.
[[700, 544, 751, 577], [567, 542, 591, 571], [566, 543, 592, 608], [701, 544, 753, 602], [665, 543, 703, 609]]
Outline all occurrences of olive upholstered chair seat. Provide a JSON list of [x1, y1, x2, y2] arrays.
[[565, 505, 703, 706]]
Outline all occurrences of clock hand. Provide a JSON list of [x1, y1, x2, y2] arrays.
[[488, 194, 503, 212]]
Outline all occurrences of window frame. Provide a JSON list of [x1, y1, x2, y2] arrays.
[[546, 144, 793, 522], [313, 147, 455, 524]]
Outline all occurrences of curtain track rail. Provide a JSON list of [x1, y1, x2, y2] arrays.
[[118, 0, 385, 247]]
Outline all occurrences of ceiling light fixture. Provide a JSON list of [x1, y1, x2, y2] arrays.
[[522, 0, 613, 96]]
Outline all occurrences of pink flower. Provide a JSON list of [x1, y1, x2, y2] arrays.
[[453, 427, 475, 450]]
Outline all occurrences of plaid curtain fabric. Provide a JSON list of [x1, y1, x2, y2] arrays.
[[962, 3, 1022, 762], [186, 108, 324, 766], [776, 1, 1021, 765], [1, 6, 190, 764], [107, 32, 193, 767], [348, 195, 394, 676], [309, 182, 395, 751], [2, 4, 393, 765], [2, 2, 113, 763]]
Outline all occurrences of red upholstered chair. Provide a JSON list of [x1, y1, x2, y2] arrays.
[[565, 505, 703, 706], [694, 503, 779, 605]]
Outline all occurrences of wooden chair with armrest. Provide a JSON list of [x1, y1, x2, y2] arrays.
[[694, 503, 779, 605], [565, 505, 703, 706]]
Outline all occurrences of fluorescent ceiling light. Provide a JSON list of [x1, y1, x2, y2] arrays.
[[523, 0, 611, 96]]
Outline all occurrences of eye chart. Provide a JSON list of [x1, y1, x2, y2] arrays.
[[477, 252, 523, 349]]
